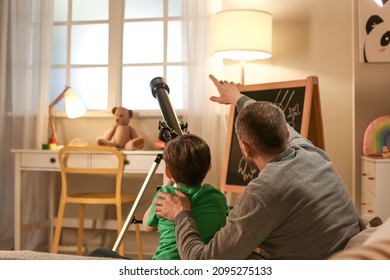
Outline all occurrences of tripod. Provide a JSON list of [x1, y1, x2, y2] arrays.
[[112, 152, 162, 253]]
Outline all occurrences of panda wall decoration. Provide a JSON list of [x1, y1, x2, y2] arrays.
[[359, 0, 390, 63]]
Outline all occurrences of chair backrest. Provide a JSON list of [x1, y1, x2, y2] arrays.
[[58, 145, 125, 196]]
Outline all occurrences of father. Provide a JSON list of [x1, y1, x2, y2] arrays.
[[154, 75, 360, 259]]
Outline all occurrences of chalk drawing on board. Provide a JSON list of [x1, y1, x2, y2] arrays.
[[238, 157, 258, 182], [287, 103, 301, 121], [274, 89, 302, 129], [274, 89, 295, 111]]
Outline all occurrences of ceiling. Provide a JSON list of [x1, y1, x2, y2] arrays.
[[222, 0, 312, 21]]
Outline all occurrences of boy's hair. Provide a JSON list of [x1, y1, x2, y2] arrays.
[[235, 101, 288, 157], [163, 133, 211, 186]]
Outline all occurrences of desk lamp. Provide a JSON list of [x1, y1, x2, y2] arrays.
[[214, 9, 272, 85], [49, 86, 86, 145]]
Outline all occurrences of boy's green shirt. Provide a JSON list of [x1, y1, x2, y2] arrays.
[[147, 183, 229, 260]]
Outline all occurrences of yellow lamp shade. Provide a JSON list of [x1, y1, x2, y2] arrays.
[[65, 91, 86, 119]]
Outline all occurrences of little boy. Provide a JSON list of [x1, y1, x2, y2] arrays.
[[143, 133, 229, 260]]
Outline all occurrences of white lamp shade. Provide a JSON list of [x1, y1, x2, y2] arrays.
[[214, 9, 272, 61], [65, 91, 86, 119]]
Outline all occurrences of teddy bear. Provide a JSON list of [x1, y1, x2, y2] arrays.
[[96, 106, 144, 150]]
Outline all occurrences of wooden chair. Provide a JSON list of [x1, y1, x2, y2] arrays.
[[51, 145, 143, 259]]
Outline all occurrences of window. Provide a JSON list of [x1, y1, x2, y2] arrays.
[[51, 0, 185, 113]]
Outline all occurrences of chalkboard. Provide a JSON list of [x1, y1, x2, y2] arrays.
[[221, 76, 324, 193]]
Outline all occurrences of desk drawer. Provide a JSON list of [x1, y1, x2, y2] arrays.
[[361, 159, 377, 195], [91, 153, 164, 173], [21, 153, 60, 169], [91, 154, 119, 168], [361, 187, 376, 215], [124, 154, 164, 173]]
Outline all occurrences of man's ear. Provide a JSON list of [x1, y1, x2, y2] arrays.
[[239, 139, 251, 158]]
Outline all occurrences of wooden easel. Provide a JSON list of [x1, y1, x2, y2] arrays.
[[221, 76, 324, 194]]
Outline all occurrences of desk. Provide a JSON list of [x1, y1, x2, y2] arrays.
[[12, 149, 164, 251]]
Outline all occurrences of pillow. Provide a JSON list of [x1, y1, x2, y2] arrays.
[[344, 227, 379, 249], [364, 217, 390, 245], [344, 214, 382, 249], [330, 218, 390, 260]]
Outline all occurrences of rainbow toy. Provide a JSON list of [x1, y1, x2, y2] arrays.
[[363, 115, 390, 157]]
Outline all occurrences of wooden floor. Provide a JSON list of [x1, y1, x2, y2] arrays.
[[47, 228, 160, 260]]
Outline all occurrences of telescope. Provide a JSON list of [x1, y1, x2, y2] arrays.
[[109, 77, 188, 257], [150, 77, 187, 142]]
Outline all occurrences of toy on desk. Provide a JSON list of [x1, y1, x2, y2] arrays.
[[42, 137, 58, 150], [96, 106, 144, 150], [42, 137, 88, 150], [68, 138, 88, 146], [154, 139, 165, 150]]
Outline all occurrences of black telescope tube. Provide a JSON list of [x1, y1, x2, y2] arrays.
[[150, 77, 183, 136]]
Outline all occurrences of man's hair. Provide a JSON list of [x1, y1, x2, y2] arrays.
[[235, 101, 288, 157], [163, 133, 211, 186]]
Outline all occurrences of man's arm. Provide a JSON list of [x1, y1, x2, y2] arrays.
[[210, 74, 313, 148], [154, 190, 261, 260], [174, 190, 269, 260]]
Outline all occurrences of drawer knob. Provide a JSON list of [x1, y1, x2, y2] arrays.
[[50, 157, 56, 163], [124, 159, 129, 165], [368, 177, 375, 180]]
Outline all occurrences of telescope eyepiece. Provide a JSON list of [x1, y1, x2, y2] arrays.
[[150, 77, 170, 98]]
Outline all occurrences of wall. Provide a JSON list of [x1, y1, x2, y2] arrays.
[[353, 0, 390, 206], [221, 0, 355, 196], [58, 114, 162, 150]]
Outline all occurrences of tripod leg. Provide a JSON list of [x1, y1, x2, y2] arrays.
[[112, 153, 163, 252]]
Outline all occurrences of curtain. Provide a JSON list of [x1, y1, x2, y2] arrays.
[[181, 0, 229, 188], [0, 0, 12, 249], [0, 0, 54, 250]]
